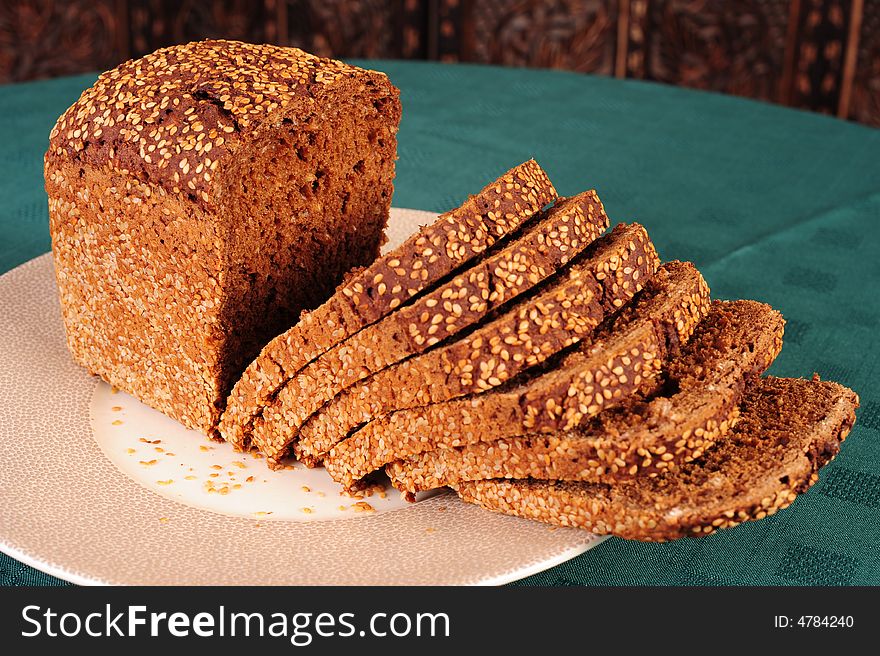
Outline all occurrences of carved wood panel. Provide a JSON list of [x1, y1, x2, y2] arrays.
[[788, 0, 852, 114], [638, 0, 792, 103], [0, 0, 127, 81], [276, 0, 401, 58], [129, 0, 271, 55], [623, 0, 650, 78], [0, 0, 878, 127], [847, 0, 880, 125], [457, 0, 619, 74]]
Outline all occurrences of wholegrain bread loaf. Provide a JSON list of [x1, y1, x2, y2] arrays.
[[334, 261, 712, 490], [220, 159, 556, 448], [387, 298, 784, 493], [289, 222, 661, 468], [243, 191, 607, 460], [46, 40, 401, 434], [455, 376, 858, 541]]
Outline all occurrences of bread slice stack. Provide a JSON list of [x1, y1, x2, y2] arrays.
[[220, 160, 859, 541], [220, 159, 558, 451], [454, 376, 857, 540]]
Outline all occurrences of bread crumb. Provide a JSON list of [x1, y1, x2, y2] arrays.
[[245, 476, 255, 483], [199, 445, 212, 452], [126, 448, 136, 454], [110, 387, 119, 395], [184, 475, 197, 481], [111, 420, 123, 426], [231, 461, 246, 469], [157, 479, 173, 486], [111, 406, 123, 412], [301, 486, 311, 493], [210, 464, 222, 470], [343, 481, 387, 499], [139, 459, 158, 466], [352, 502, 375, 513], [338, 505, 348, 511], [159, 517, 169, 524], [254, 511, 273, 517], [301, 507, 314, 514], [154, 446, 164, 453]]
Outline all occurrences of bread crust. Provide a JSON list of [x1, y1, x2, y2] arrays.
[[46, 40, 391, 203]]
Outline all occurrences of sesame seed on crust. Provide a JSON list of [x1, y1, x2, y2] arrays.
[[244, 190, 608, 460], [453, 376, 858, 541], [290, 222, 660, 470], [385, 299, 785, 494], [219, 159, 556, 449], [46, 40, 387, 203]]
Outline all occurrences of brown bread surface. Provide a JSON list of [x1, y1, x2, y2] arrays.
[[294, 223, 661, 471], [46, 40, 401, 434], [244, 191, 608, 460], [220, 159, 556, 447], [336, 261, 712, 490], [387, 298, 784, 493], [454, 377, 859, 541]]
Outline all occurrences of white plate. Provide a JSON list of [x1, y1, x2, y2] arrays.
[[0, 208, 604, 585]]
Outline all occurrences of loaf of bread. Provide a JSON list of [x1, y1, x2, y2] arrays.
[[454, 377, 859, 541], [45, 40, 401, 434]]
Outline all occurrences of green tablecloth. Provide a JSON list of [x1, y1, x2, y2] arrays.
[[1, 61, 878, 586]]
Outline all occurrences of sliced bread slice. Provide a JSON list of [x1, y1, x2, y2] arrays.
[[289, 222, 661, 468], [454, 376, 859, 541], [387, 299, 784, 493], [329, 261, 712, 490], [220, 159, 556, 448], [245, 191, 608, 460]]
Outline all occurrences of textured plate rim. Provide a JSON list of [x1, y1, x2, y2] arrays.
[[0, 530, 607, 587]]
